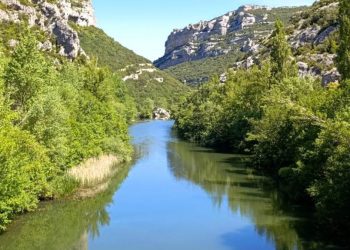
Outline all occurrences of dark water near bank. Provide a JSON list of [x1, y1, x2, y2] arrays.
[[0, 121, 342, 250]]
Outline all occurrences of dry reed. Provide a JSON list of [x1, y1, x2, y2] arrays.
[[68, 155, 122, 187]]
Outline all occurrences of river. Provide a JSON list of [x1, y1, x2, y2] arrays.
[[0, 121, 340, 250]]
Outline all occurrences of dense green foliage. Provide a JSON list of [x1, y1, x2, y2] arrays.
[[0, 29, 135, 231], [290, 0, 338, 30], [337, 0, 350, 82], [269, 19, 297, 83], [123, 67, 190, 118], [165, 50, 245, 85], [174, 16, 350, 244]]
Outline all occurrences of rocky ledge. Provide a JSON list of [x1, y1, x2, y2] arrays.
[[0, 0, 96, 58], [226, 1, 341, 86], [153, 108, 171, 120], [154, 5, 273, 69]]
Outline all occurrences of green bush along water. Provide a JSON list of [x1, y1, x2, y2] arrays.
[[174, 3, 350, 245], [0, 29, 135, 231]]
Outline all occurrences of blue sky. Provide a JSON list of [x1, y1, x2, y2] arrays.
[[92, 0, 315, 61]]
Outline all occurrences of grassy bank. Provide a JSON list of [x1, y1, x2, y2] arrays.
[[67, 155, 128, 199]]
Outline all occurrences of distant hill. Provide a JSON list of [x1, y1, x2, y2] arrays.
[[155, 0, 340, 86], [76, 25, 150, 70], [75, 25, 189, 116], [154, 5, 305, 85]]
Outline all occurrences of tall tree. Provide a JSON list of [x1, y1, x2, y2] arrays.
[[4, 30, 49, 112], [270, 19, 296, 84], [337, 0, 350, 83]]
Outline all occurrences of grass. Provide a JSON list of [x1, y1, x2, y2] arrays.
[[68, 155, 123, 187]]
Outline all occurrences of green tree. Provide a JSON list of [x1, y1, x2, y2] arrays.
[[22, 88, 70, 169], [139, 98, 155, 119], [270, 19, 296, 84], [308, 110, 350, 236], [337, 0, 350, 83], [4, 30, 49, 112], [0, 45, 5, 97], [0, 26, 138, 232], [0, 104, 54, 231]]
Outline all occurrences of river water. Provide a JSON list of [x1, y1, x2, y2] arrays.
[[0, 121, 339, 250]]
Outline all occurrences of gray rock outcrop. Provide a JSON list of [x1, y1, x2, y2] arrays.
[[241, 38, 259, 53], [296, 53, 340, 85], [154, 5, 274, 69], [0, 0, 96, 58], [153, 108, 171, 120], [234, 56, 256, 69], [38, 40, 53, 51], [155, 1, 341, 87], [314, 25, 337, 45], [8, 39, 19, 48], [289, 1, 339, 50], [322, 69, 341, 86]]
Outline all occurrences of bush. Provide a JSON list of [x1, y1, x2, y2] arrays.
[[308, 112, 350, 236], [0, 111, 53, 230], [0, 28, 136, 231]]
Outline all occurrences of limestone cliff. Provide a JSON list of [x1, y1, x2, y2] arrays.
[[157, 0, 340, 86], [154, 5, 282, 69], [234, 0, 340, 85], [0, 0, 96, 58], [289, 1, 340, 85]]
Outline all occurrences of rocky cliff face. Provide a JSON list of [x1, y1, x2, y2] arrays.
[[0, 0, 96, 58], [158, 0, 340, 86], [234, 0, 340, 85], [154, 5, 279, 69], [289, 1, 339, 85]]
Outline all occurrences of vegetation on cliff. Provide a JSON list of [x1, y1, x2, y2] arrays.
[[174, 0, 350, 244], [75, 25, 189, 118], [160, 6, 305, 85]]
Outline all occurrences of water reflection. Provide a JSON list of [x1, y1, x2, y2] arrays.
[[0, 163, 132, 250], [0, 121, 343, 250], [167, 139, 337, 250]]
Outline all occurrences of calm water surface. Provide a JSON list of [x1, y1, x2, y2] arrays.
[[0, 121, 338, 250]]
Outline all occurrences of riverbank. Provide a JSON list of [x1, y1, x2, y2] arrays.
[[0, 155, 134, 250], [67, 155, 128, 199], [0, 120, 346, 250]]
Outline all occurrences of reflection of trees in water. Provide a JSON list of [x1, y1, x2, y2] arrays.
[[133, 139, 152, 161], [167, 140, 306, 250], [0, 163, 132, 250]]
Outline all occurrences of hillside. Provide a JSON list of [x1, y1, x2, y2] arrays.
[[230, 0, 340, 86], [155, 5, 304, 85], [75, 25, 189, 117], [75, 25, 149, 70], [156, 2, 340, 86], [289, 0, 339, 84], [0, 0, 189, 117]]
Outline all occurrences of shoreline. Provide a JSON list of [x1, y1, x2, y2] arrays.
[[67, 154, 130, 199]]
